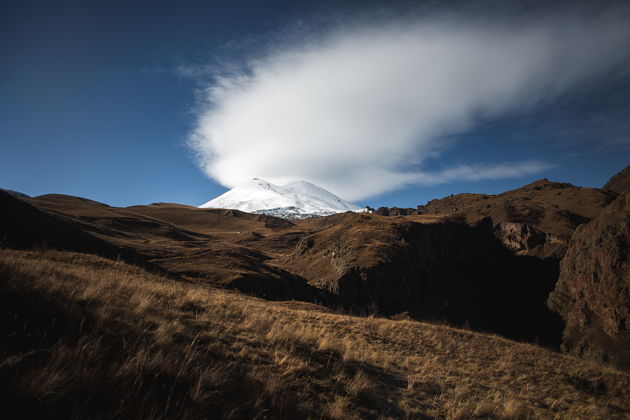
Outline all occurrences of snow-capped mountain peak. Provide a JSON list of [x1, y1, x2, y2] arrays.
[[199, 178, 361, 218]]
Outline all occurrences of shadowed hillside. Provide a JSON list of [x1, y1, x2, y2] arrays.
[[1, 249, 628, 419], [0, 191, 139, 262]]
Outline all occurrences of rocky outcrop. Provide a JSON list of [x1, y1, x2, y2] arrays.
[[603, 165, 630, 194], [548, 193, 630, 370], [494, 221, 566, 258]]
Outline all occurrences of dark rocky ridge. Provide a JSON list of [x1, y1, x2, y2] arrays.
[[548, 192, 630, 370]]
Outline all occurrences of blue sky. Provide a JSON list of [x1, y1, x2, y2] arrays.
[[2, 0, 629, 208]]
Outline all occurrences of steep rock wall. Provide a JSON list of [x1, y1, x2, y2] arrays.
[[548, 193, 630, 370]]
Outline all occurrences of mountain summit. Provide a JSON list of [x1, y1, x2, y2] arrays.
[[199, 178, 361, 218]]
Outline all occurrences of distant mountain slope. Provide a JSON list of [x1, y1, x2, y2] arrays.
[[126, 204, 296, 234], [415, 178, 616, 258], [419, 179, 614, 236], [200, 178, 360, 218]]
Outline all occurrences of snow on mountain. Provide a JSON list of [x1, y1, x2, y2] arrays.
[[199, 178, 361, 218]]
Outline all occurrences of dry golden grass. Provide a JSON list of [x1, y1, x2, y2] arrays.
[[1, 249, 629, 419]]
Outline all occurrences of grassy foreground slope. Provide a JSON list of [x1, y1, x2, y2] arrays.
[[1, 249, 629, 420]]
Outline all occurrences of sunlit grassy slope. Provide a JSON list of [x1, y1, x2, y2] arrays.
[[1, 249, 628, 419]]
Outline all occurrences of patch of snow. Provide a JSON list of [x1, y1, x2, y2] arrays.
[[200, 178, 361, 218]]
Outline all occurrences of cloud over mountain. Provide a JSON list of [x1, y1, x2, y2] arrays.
[[189, 8, 630, 200]]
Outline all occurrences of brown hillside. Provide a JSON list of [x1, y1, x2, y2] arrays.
[[12, 192, 562, 344], [0, 191, 137, 261], [1, 249, 628, 419], [19, 194, 565, 344], [3, 175, 630, 416], [126, 204, 296, 234], [7, 175, 625, 361], [26, 194, 318, 301]]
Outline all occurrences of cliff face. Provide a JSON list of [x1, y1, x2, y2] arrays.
[[287, 214, 562, 345], [548, 192, 630, 370]]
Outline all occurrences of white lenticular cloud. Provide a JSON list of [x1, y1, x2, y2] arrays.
[[189, 10, 630, 201]]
